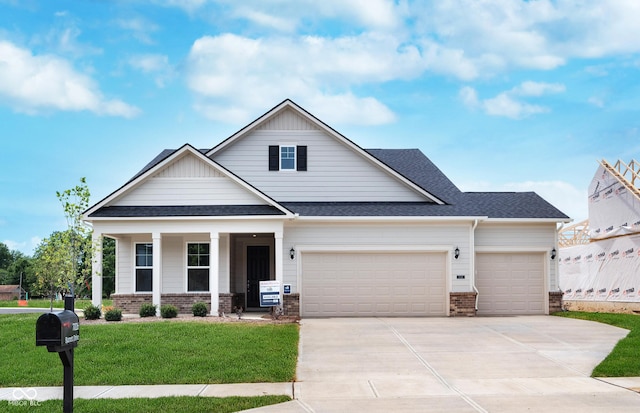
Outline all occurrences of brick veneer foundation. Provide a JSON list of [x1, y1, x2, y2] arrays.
[[283, 293, 300, 317], [548, 291, 563, 314], [449, 292, 477, 316], [112, 293, 237, 315]]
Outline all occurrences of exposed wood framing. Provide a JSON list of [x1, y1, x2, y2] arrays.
[[601, 159, 640, 201], [558, 219, 590, 247]]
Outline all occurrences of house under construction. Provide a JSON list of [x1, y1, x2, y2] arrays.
[[559, 159, 640, 311]]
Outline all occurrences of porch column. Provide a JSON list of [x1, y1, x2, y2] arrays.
[[275, 231, 283, 285], [210, 232, 219, 316], [91, 232, 103, 307], [152, 233, 162, 316]]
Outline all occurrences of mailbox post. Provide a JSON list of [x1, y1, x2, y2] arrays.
[[36, 295, 78, 413]]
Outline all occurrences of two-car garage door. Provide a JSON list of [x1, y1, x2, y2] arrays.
[[476, 252, 545, 315], [301, 252, 446, 317]]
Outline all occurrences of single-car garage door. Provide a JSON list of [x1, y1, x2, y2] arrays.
[[476, 252, 545, 315], [301, 252, 446, 317]]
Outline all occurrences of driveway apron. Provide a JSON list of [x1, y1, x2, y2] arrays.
[[291, 316, 640, 413]]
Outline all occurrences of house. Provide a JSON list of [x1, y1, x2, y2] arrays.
[[559, 160, 640, 308], [84, 99, 569, 317], [0, 285, 25, 301]]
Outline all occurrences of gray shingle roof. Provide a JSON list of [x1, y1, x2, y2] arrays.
[[89, 146, 569, 220]]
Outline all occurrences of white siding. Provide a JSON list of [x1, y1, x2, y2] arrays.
[[283, 222, 471, 293], [212, 130, 426, 202], [162, 236, 183, 293], [116, 236, 132, 294], [257, 108, 317, 130], [111, 152, 265, 207]]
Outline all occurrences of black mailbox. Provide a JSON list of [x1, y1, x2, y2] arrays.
[[36, 310, 79, 352]]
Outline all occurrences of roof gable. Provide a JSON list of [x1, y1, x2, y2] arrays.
[[84, 144, 294, 219], [208, 99, 444, 204]]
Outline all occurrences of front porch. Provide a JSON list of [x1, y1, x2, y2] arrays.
[[91, 220, 294, 316]]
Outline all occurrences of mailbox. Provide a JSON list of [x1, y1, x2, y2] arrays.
[[36, 310, 79, 352]]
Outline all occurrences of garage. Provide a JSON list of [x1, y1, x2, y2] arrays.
[[300, 251, 447, 317], [476, 252, 546, 315]]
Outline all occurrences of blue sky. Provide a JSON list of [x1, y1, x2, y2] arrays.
[[1, 0, 639, 255]]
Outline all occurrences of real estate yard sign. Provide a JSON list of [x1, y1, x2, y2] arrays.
[[259, 280, 281, 307]]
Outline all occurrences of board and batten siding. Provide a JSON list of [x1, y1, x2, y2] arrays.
[[475, 223, 558, 290], [282, 222, 471, 293], [112, 153, 265, 207], [212, 129, 427, 202]]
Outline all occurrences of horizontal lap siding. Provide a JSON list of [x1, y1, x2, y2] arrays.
[[283, 222, 471, 294], [112, 177, 263, 206], [116, 237, 132, 294], [213, 130, 425, 202]]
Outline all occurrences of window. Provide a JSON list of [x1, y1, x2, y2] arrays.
[[280, 146, 295, 170], [135, 243, 153, 292], [268, 145, 307, 171], [187, 243, 210, 291]]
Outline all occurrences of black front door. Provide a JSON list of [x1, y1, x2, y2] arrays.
[[246, 246, 270, 308]]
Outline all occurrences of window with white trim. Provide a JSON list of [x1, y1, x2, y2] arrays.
[[135, 243, 153, 292], [280, 146, 296, 170], [187, 243, 210, 291]]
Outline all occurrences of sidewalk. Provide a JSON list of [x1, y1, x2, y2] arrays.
[[0, 382, 294, 402]]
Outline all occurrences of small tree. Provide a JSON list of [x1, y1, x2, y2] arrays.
[[33, 178, 93, 310]]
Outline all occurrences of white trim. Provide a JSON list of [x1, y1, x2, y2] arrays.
[[87, 215, 291, 222], [296, 216, 488, 223], [185, 241, 211, 293], [279, 144, 297, 171], [475, 246, 551, 253], [483, 218, 571, 224], [206, 100, 444, 204], [295, 244, 452, 317], [134, 241, 154, 293]]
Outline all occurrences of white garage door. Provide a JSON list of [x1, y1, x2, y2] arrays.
[[476, 253, 545, 315], [301, 252, 446, 317]]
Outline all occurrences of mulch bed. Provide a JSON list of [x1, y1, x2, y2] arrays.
[[81, 313, 299, 325]]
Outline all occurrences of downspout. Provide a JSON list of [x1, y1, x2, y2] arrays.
[[471, 219, 479, 311]]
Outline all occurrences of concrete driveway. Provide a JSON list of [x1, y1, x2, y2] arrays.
[[250, 316, 640, 412]]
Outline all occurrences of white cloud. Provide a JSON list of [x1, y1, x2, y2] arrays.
[[3, 237, 41, 255], [186, 33, 416, 125], [0, 40, 140, 117], [460, 81, 565, 119], [128, 54, 173, 87], [114, 17, 159, 44], [588, 96, 605, 108]]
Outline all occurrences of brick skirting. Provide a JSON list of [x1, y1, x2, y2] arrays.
[[283, 293, 300, 317], [449, 292, 477, 316], [112, 293, 237, 315], [548, 291, 563, 314]]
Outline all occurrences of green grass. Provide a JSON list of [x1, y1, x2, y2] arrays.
[[4, 395, 291, 413], [0, 314, 299, 386], [0, 299, 112, 310], [554, 311, 640, 377]]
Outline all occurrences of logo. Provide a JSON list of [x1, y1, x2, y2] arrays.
[[573, 255, 582, 263], [585, 253, 593, 261], [623, 248, 634, 258], [606, 225, 614, 233], [609, 250, 620, 258], [597, 252, 606, 260], [9, 388, 40, 407], [616, 185, 627, 195]]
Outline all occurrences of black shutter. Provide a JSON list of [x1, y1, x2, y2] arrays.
[[297, 146, 307, 171], [268, 145, 279, 171]]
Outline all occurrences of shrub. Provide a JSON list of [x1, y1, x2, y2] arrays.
[[192, 302, 208, 317], [84, 304, 101, 320], [104, 307, 122, 322], [160, 304, 178, 319], [139, 303, 157, 317]]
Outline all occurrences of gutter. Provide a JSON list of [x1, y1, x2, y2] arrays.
[[471, 219, 480, 311]]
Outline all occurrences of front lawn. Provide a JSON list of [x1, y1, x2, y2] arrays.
[[4, 395, 290, 413], [554, 311, 640, 377], [0, 314, 298, 386]]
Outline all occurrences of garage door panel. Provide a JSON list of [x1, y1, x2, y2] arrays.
[[302, 252, 446, 317], [477, 252, 545, 315]]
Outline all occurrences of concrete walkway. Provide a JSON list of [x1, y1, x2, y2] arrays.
[[3, 316, 640, 412]]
